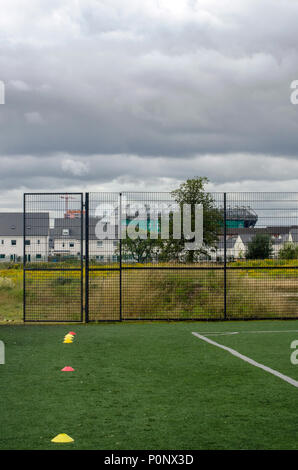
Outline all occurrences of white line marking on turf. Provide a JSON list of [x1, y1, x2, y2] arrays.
[[192, 332, 298, 388], [199, 330, 298, 336], [237, 330, 298, 334], [200, 332, 239, 336]]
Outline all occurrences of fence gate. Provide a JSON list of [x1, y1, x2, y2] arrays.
[[86, 192, 121, 321], [23, 193, 84, 322]]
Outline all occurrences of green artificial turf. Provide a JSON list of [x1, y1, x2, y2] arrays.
[[1, 321, 298, 449]]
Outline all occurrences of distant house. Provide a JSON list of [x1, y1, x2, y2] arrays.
[[1, 211, 297, 263], [0, 212, 49, 262], [289, 228, 298, 244], [50, 217, 119, 262], [210, 235, 239, 261], [50, 218, 82, 258], [211, 226, 293, 260]]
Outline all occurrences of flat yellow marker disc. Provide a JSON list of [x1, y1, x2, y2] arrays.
[[63, 338, 73, 343], [51, 433, 74, 443]]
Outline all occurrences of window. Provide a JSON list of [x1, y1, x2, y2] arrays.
[[62, 229, 69, 236], [97, 241, 103, 247], [62, 243, 65, 248], [113, 241, 118, 247], [70, 243, 74, 248], [11, 240, 16, 246], [25, 240, 30, 246], [0, 254, 5, 259], [36, 254, 41, 259], [1, 240, 4, 245], [37, 240, 40, 245]]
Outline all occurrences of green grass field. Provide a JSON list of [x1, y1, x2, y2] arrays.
[[2, 321, 298, 450]]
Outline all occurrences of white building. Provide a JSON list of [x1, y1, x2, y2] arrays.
[[50, 217, 119, 262], [210, 227, 292, 261], [0, 212, 49, 262]]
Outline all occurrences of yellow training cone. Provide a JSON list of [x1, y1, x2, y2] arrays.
[[64, 334, 74, 339], [63, 338, 73, 344], [51, 433, 74, 443]]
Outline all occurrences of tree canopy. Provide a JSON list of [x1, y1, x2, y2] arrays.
[[120, 177, 222, 263], [245, 233, 273, 260]]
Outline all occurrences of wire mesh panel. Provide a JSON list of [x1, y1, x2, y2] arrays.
[[88, 192, 120, 268], [25, 270, 82, 322], [225, 193, 298, 319], [88, 270, 120, 321], [121, 192, 224, 265], [87, 193, 121, 321], [24, 193, 83, 322], [122, 268, 224, 320], [226, 268, 298, 319], [120, 192, 225, 320], [226, 193, 298, 261]]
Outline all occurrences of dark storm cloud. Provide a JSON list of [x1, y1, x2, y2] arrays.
[[0, 0, 298, 206]]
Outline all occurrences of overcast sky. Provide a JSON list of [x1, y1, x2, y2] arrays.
[[0, 0, 298, 209]]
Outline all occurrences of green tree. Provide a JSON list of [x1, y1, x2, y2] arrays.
[[278, 243, 298, 260], [245, 234, 273, 260], [160, 177, 222, 263], [119, 230, 161, 263]]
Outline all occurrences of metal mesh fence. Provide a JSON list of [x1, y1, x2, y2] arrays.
[[225, 192, 298, 320], [122, 268, 225, 320], [226, 268, 298, 319], [86, 193, 120, 321], [23, 192, 298, 322], [25, 270, 82, 322], [24, 193, 84, 322]]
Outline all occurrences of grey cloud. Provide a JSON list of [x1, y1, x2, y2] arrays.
[[0, 0, 298, 208], [1, 151, 298, 210], [0, 1, 298, 158], [0, 152, 297, 190]]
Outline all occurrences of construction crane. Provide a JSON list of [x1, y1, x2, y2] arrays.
[[60, 194, 77, 218]]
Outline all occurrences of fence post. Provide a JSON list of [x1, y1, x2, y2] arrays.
[[23, 194, 26, 322], [85, 193, 89, 323], [80, 193, 84, 322], [224, 192, 227, 319], [119, 192, 122, 321]]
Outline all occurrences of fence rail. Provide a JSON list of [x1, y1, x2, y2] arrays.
[[23, 192, 298, 322]]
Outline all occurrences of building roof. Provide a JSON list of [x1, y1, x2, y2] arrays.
[[51, 217, 119, 240], [238, 233, 254, 244], [0, 212, 49, 237], [238, 232, 289, 246], [226, 226, 293, 236], [216, 235, 238, 249], [266, 226, 296, 235]]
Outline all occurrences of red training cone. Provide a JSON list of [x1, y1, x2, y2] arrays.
[[61, 366, 75, 372], [68, 331, 76, 335]]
